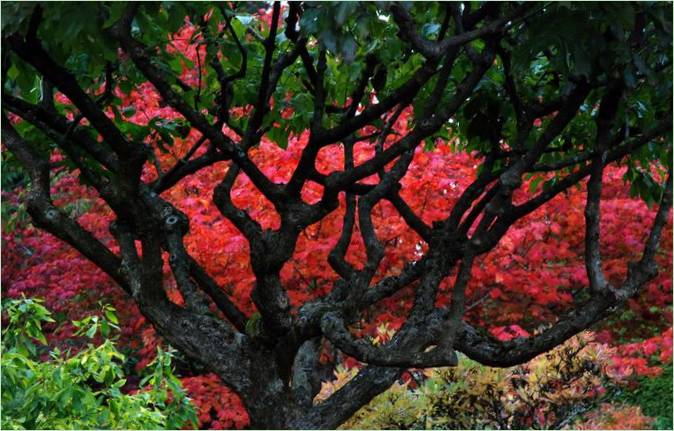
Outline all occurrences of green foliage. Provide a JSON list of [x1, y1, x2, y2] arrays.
[[1, 297, 198, 430], [245, 312, 264, 338], [3, 2, 670, 197], [1, 196, 29, 233], [1, 153, 29, 192], [617, 364, 673, 430]]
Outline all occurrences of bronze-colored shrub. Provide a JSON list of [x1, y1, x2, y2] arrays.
[[331, 332, 622, 429]]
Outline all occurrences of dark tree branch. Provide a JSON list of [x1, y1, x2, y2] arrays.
[[585, 81, 624, 294], [635, 170, 673, 271], [324, 47, 495, 195], [358, 150, 415, 279], [312, 62, 440, 147], [321, 311, 458, 368], [390, 2, 533, 60], [454, 168, 671, 367], [287, 51, 376, 199], [213, 165, 263, 242], [285, 2, 319, 91], [165, 227, 212, 314], [457, 182, 499, 237], [291, 366, 401, 429], [187, 257, 248, 332], [108, 5, 283, 203], [507, 121, 672, 228], [438, 254, 475, 349], [2, 118, 127, 290], [328, 135, 358, 280], [2, 94, 120, 172], [245, 1, 281, 143], [388, 192, 433, 243], [6, 35, 140, 163], [291, 338, 322, 407], [497, 44, 525, 127]]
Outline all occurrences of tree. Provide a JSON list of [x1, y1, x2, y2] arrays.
[[1, 1, 672, 428]]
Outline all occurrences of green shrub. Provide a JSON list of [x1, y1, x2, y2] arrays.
[[1, 297, 198, 430]]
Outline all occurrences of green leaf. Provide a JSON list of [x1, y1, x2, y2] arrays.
[[267, 127, 289, 149], [85, 321, 98, 339], [104, 309, 119, 325]]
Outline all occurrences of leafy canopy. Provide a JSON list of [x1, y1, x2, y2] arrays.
[[2, 2, 671, 203]]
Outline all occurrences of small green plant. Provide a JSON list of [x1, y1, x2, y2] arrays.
[[1, 297, 198, 430]]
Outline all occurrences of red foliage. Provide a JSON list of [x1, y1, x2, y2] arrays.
[[607, 327, 673, 379], [181, 374, 248, 430]]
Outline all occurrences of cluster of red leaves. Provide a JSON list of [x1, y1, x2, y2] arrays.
[[181, 374, 249, 429], [607, 327, 673, 379], [2, 19, 671, 429]]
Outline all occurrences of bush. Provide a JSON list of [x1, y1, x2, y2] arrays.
[[332, 332, 618, 429], [1, 297, 198, 430]]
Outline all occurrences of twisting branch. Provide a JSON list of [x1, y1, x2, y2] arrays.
[[245, 1, 281, 143], [109, 3, 283, 203], [164, 222, 211, 314], [585, 81, 624, 294], [633, 171, 673, 275], [371, 105, 433, 242], [151, 135, 227, 194], [2, 94, 120, 172], [324, 46, 495, 195], [480, 119, 673, 251], [187, 257, 248, 332], [285, 2, 319, 91], [2, 117, 127, 290], [451, 168, 672, 368], [358, 150, 415, 279], [457, 182, 500, 237], [390, 2, 534, 60], [445, 155, 498, 230], [467, 82, 591, 246], [7, 23, 140, 164], [286, 50, 374, 198], [213, 165, 263, 243], [327, 136, 358, 280], [321, 311, 458, 368], [497, 44, 525, 127], [438, 254, 475, 349], [199, 7, 246, 132], [388, 192, 433, 243], [291, 338, 322, 407]]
